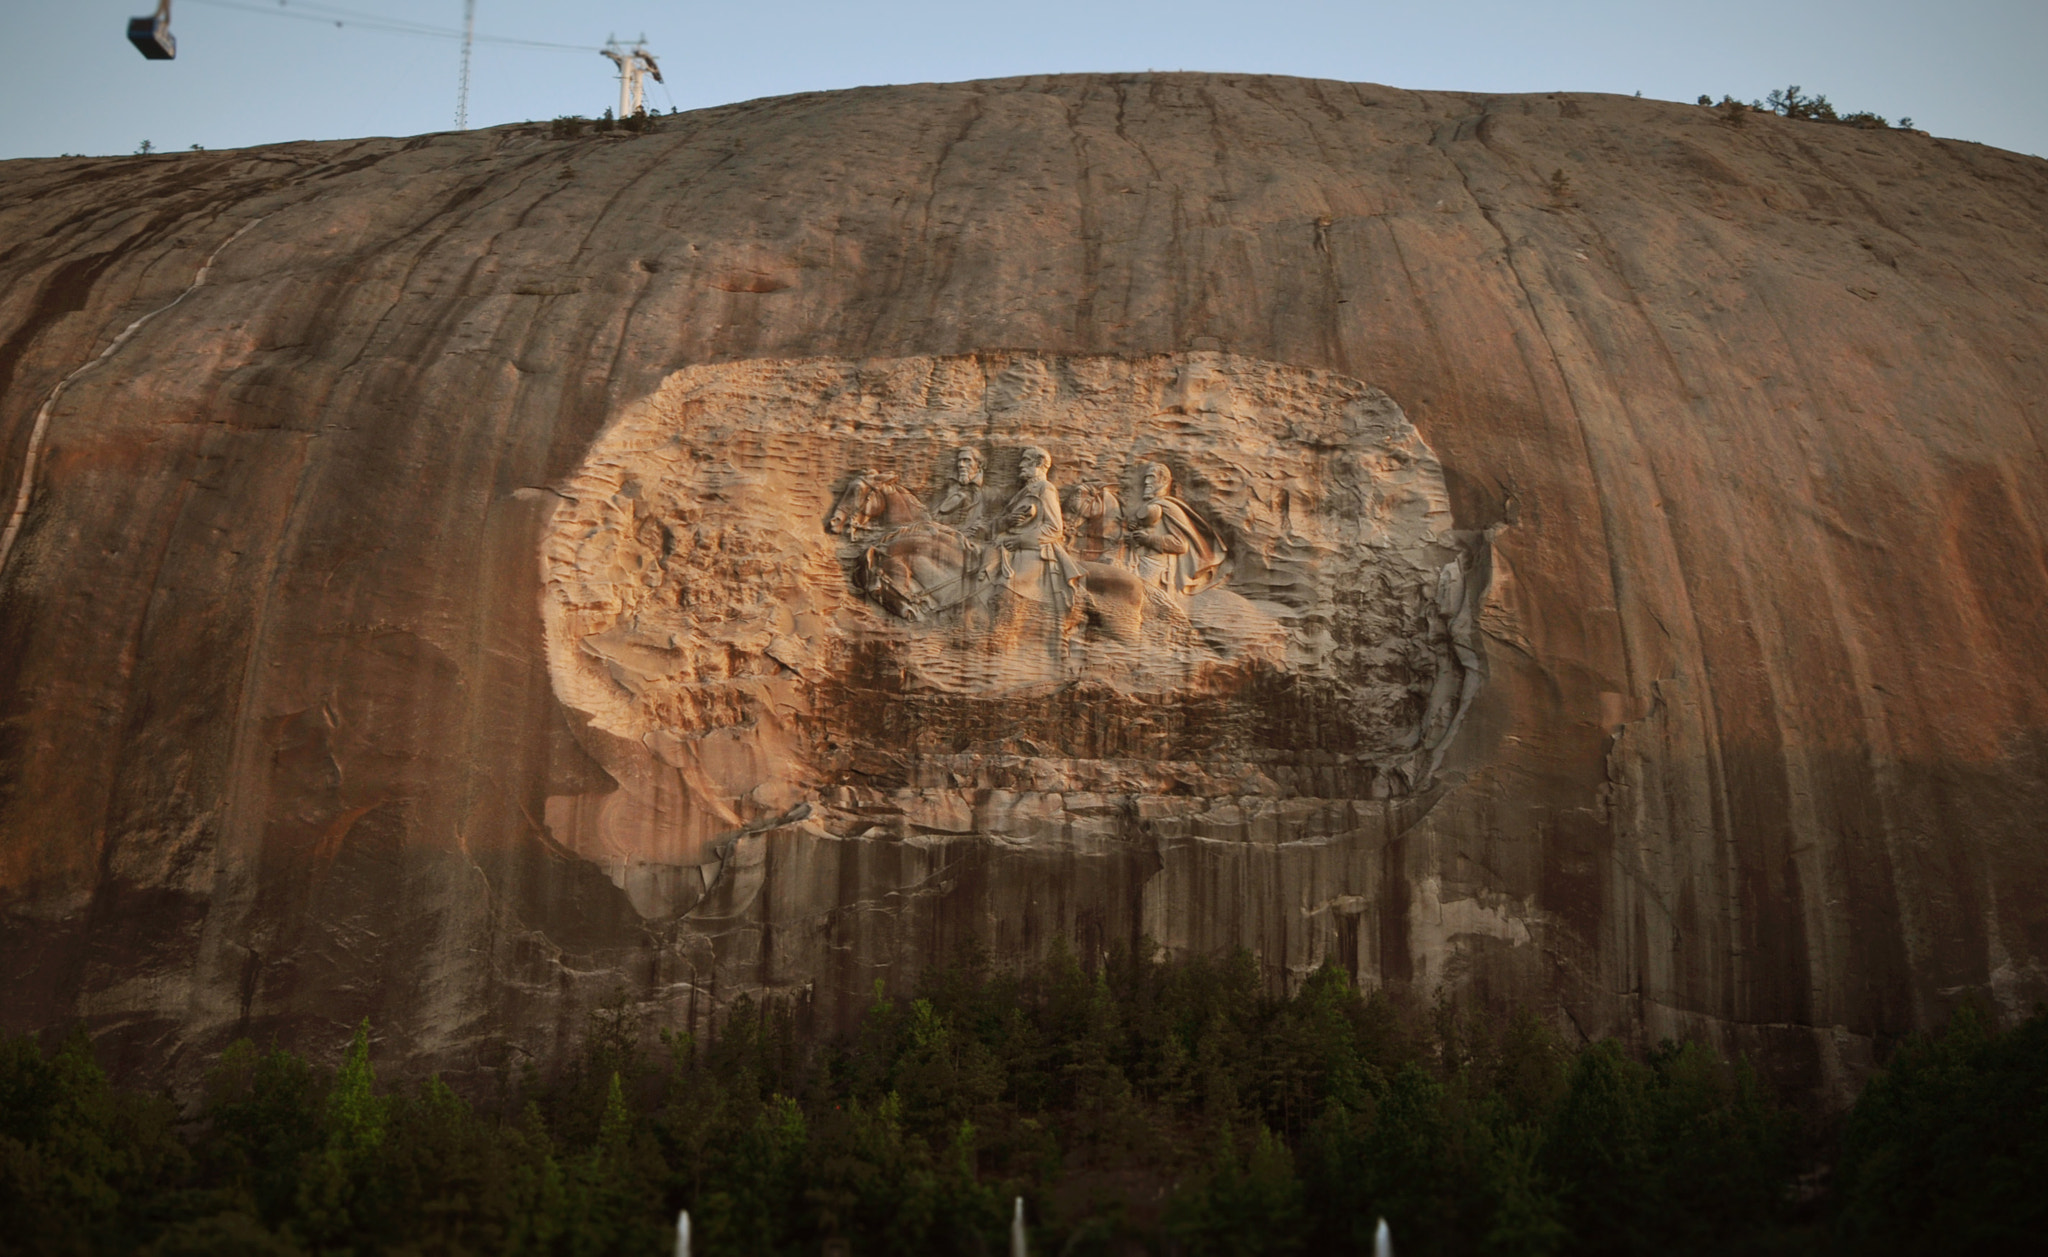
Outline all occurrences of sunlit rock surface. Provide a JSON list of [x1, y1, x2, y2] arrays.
[[1, 75, 2044, 1102]]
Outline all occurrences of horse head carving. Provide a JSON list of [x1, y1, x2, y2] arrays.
[[1065, 483, 1123, 561], [828, 470, 924, 535]]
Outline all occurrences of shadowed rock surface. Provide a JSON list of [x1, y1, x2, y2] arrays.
[[2, 75, 2044, 1103]]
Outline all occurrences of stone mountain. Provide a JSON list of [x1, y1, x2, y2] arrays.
[[2, 74, 2045, 1104]]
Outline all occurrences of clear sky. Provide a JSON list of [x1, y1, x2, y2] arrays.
[[2, 0, 2042, 162]]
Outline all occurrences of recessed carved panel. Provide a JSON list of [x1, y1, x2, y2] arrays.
[[540, 353, 1486, 915]]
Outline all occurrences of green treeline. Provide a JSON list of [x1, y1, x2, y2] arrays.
[[2, 945, 2044, 1255]]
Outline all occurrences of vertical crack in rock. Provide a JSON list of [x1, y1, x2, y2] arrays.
[[0, 215, 265, 576]]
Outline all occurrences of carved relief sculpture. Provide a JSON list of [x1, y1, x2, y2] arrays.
[[981, 445, 1084, 598], [539, 352, 1492, 920], [1125, 461, 1227, 596], [931, 446, 989, 537]]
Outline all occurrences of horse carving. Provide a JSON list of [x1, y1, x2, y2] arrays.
[[1060, 561, 1147, 644], [826, 470, 926, 535], [1065, 484, 1123, 561], [860, 530, 980, 621], [829, 471, 982, 621]]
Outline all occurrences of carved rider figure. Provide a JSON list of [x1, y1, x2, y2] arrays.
[[984, 446, 1084, 592], [1126, 461, 1226, 595], [931, 446, 989, 538]]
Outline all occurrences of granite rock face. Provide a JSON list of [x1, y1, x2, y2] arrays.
[[1, 76, 2044, 1101]]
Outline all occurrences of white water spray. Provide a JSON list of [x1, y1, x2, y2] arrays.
[[1375, 1217, 1393, 1257], [1011, 1196, 1027, 1257], [675, 1209, 689, 1257]]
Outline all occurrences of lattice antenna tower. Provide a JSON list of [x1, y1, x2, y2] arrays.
[[602, 34, 663, 119], [455, 0, 476, 129]]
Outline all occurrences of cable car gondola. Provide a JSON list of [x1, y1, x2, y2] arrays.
[[128, 0, 176, 60]]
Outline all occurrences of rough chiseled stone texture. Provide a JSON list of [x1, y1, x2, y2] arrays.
[[1, 75, 2044, 1102], [539, 351, 1484, 923]]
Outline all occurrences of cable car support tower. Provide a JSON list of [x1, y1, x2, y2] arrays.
[[602, 36, 662, 120], [455, 0, 476, 129]]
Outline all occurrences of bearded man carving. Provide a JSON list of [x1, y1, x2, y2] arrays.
[[1127, 461, 1227, 595]]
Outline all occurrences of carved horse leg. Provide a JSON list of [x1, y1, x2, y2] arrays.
[[861, 530, 976, 621], [1069, 562, 1146, 643]]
